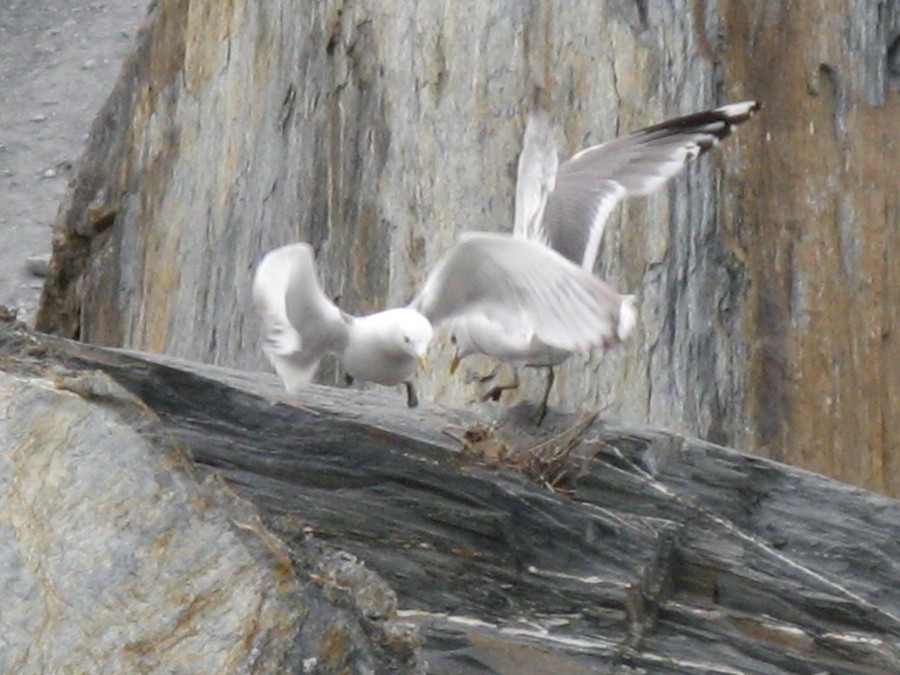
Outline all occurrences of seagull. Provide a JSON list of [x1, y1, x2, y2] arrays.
[[445, 101, 761, 421], [253, 237, 634, 415], [409, 232, 637, 423], [252, 242, 433, 407]]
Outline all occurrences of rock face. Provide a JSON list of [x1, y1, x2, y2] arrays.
[[716, 2, 900, 495], [0, 316, 423, 673], [5, 314, 900, 673], [35, 0, 900, 495]]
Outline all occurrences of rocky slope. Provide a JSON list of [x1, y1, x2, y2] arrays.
[[0, 0, 147, 323], [4, 313, 900, 673]]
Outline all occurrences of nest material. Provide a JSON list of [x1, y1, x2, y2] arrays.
[[445, 412, 598, 495]]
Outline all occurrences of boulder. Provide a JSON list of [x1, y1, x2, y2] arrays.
[[5, 314, 900, 673], [0, 311, 423, 674]]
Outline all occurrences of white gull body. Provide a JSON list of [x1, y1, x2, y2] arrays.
[[446, 101, 760, 417], [252, 242, 433, 406]]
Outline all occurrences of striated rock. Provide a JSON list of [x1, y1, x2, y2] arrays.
[[716, 1, 900, 494], [34, 0, 900, 498], [0, 370, 300, 672], [5, 314, 900, 673], [0, 315, 423, 673]]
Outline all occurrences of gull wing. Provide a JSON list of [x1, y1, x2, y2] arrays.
[[539, 101, 761, 270], [411, 233, 634, 353], [513, 111, 559, 245], [251, 243, 348, 392]]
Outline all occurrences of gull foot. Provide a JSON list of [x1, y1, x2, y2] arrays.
[[476, 367, 500, 385], [481, 386, 507, 403], [480, 371, 521, 404]]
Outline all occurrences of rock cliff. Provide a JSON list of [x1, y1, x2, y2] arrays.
[[35, 0, 900, 495]]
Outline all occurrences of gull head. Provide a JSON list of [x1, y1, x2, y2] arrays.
[[342, 308, 433, 386], [390, 308, 433, 370]]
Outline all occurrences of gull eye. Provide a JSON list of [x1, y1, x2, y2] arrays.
[[403, 335, 411, 343], [450, 334, 458, 345]]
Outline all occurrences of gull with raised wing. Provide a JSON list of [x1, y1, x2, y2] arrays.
[[447, 101, 761, 420], [252, 242, 433, 407], [409, 232, 637, 423]]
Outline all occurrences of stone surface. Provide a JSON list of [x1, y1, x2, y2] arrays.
[[0, 316, 424, 673], [33, 0, 900, 496], [716, 1, 900, 495], [5, 313, 900, 673], [25, 254, 50, 278]]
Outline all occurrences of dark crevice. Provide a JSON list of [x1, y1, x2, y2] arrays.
[[888, 33, 900, 89]]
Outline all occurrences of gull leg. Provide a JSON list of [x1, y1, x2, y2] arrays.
[[481, 369, 521, 403], [477, 365, 500, 385], [404, 381, 419, 408], [531, 367, 556, 425]]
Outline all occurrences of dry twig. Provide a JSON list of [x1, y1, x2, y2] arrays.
[[444, 412, 599, 495]]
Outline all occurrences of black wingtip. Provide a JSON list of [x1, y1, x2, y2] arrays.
[[635, 100, 761, 147], [713, 100, 762, 123]]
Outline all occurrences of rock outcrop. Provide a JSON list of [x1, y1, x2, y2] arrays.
[[0, 311, 423, 674], [34, 0, 900, 497], [5, 313, 900, 673]]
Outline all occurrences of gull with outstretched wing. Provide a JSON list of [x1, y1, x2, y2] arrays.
[[252, 243, 433, 406], [447, 101, 760, 421]]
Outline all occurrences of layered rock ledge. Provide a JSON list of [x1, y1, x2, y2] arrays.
[[3, 313, 900, 673]]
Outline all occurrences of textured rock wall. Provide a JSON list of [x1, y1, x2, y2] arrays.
[[0, 323, 424, 673], [718, 1, 900, 493], [0, 377, 297, 672], [36, 0, 900, 494]]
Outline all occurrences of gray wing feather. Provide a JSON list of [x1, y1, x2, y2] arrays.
[[513, 111, 559, 244], [411, 233, 629, 353], [252, 243, 348, 391], [542, 100, 760, 271]]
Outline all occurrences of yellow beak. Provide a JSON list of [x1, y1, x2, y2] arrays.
[[449, 352, 460, 375], [417, 354, 429, 371]]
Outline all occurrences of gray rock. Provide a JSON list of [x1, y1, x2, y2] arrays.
[[0, 314, 424, 674], [26, 253, 50, 277], [4, 311, 900, 673]]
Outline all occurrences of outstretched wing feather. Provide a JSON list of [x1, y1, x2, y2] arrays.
[[411, 233, 627, 353], [252, 243, 347, 391], [540, 100, 760, 270]]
